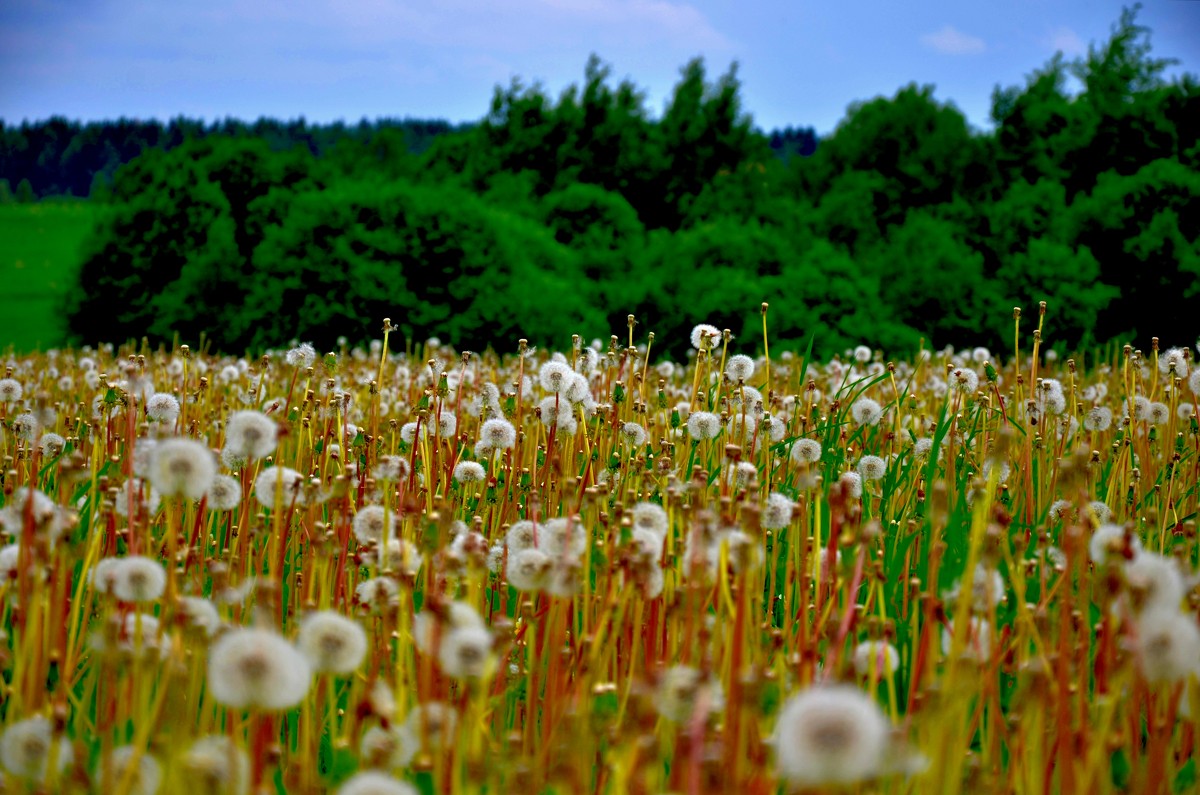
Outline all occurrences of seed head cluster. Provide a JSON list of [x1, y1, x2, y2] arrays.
[[0, 320, 1196, 793]]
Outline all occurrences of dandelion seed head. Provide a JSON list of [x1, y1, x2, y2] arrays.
[[840, 471, 863, 499], [968, 563, 1006, 613], [506, 548, 552, 592], [1133, 608, 1200, 684], [224, 410, 278, 461], [690, 324, 721, 351], [1084, 405, 1112, 432], [373, 455, 410, 482], [437, 624, 492, 679], [630, 502, 669, 540], [857, 455, 887, 481], [38, 433, 65, 459], [1133, 395, 1152, 421], [177, 596, 222, 637], [726, 460, 758, 489], [12, 412, 39, 442], [297, 610, 368, 675], [254, 466, 306, 509], [774, 684, 890, 786], [564, 372, 591, 404], [434, 410, 457, 438], [725, 354, 755, 382], [286, 343, 317, 369], [1161, 347, 1189, 378], [537, 396, 576, 433], [355, 577, 400, 611], [1123, 552, 1186, 615], [761, 492, 794, 530], [762, 415, 786, 443], [480, 418, 517, 450], [96, 746, 161, 795], [505, 521, 538, 554], [0, 488, 70, 542], [1090, 523, 1140, 566], [851, 398, 883, 426], [790, 438, 822, 464], [852, 641, 900, 678], [110, 556, 167, 603], [686, 411, 721, 441], [146, 392, 180, 425], [621, 422, 647, 448], [1148, 401, 1170, 424], [539, 516, 588, 557], [942, 616, 992, 661], [1048, 499, 1073, 522], [183, 736, 249, 795], [148, 437, 216, 500], [1089, 501, 1113, 525], [538, 361, 573, 394], [0, 378, 23, 403], [205, 474, 242, 512], [338, 770, 419, 795], [951, 368, 979, 394], [378, 538, 423, 576], [453, 461, 486, 484], [353, 505, 393, 545], [654, 665, 724, 723], [396, 421, 422, 447], [0, 715, 72, 782], [207, 627, 312, 710]]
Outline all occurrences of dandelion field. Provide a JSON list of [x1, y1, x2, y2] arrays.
[[1, 305, 1199, 795]]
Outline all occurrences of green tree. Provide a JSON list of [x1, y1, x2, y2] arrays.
[[1069, 159, 1200, 344], [237, 180, 605, 352], [67, 137, 319, 347], [794, 84, 987, 232], [860, 211, 1002, 347]]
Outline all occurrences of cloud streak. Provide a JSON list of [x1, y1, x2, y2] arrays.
[[1046, 26, 1086, 57], [920, 25, 985, 56]]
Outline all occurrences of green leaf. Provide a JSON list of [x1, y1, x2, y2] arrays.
[[1111, 749, 1131, 790], [1175, 758, 1196, 793]]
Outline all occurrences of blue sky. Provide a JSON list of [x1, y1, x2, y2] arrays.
[[1, 1, 1197, 134]]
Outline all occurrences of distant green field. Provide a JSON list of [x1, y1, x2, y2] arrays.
[[0, 202, 97, 353]]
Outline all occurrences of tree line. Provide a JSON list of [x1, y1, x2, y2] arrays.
[[0, 116, 472, 200], [63, 7, 1200, 357]]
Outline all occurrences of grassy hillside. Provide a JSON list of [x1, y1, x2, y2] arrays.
[[0, 201, 97, 353]]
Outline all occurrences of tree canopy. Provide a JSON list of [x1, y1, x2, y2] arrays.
[[60, 6, 1199, 357]]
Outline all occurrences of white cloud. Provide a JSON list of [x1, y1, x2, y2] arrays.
[[920, 25, 985, 56], [1046, 26, 1086, 57]]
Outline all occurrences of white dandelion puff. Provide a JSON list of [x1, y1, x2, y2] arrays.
[[774, 684, 891, 786], [850, 398, 883, 426], [725, 354, 755, 382], [297, 610, 369, 675], [686, 411, 721, 441], [206, 627, 312, 710], [147, 438, 216, 500], [224, 411, 278, 461]]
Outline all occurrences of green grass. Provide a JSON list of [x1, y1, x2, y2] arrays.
[[0, 201, 98, 353]]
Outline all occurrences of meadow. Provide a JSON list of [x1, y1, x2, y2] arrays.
[[0, 306, 1197, 794], [0, 202, 97, 352]]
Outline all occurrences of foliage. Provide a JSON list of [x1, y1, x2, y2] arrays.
[[0, 116, 469, 199], [47, 5, 1200, 357]]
